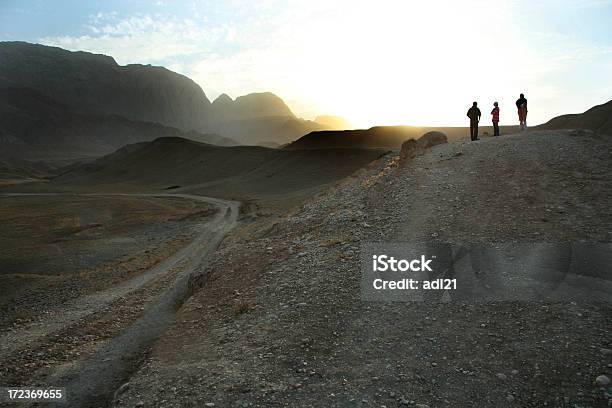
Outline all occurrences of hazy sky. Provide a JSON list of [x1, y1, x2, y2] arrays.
[[1, 0, 611, 127]]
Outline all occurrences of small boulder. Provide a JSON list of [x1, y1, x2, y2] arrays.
[[400, 131, 448, 161], [417, 131, 448, 149], [400, 138, 419, 160], [595, 374, 610, 387]]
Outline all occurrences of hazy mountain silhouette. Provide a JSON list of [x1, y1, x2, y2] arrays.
[[208, 93, 330, 144], [210, 92, 294, 122], [0, 42, 335, 149], [0, 87, 235, 160], [208, 114, 328, 145], [536, 99, 612, 135], [0, 42, 213, 131]]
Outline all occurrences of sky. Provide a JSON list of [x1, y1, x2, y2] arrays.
[[1, 0, 611, 127]]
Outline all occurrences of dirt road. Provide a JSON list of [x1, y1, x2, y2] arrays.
[[116, 130, 612, 407], [0, 193, 239, 407]]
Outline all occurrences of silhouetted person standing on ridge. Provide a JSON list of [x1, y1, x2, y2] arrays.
[[491, 102, 500, 136], [467, 102, 481, 141], [516, 93, 528, 130]]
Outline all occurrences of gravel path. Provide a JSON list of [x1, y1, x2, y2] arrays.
[[0, 193, 239, 407]]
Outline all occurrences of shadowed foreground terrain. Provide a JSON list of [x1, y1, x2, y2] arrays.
[[45, 137, 389, 201], [0, 158, 58, 186], [0, 194, 217, 329], [0, 193, 239, 407], [0, 137, 387, 405], [116, 130, 612, 408], [1, 129, 610, 407]]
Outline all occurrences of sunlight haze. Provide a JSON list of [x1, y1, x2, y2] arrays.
[[2, 0, 611, 127]]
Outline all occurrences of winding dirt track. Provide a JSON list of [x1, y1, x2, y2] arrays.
[[0, 193, 239, 407]]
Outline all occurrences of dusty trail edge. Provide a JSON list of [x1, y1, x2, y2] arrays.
[[0, 192, 240, 407]]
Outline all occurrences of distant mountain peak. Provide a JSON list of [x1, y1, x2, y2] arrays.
[[0, 41, 310, 149], [235, 91, 285, 103], [212, 93, 234, 105], [233, 92, 294, 118]]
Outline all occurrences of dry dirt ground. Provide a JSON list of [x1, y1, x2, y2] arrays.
[[117, 130, 612, 408], [0, 194, 225, 392], [0, 195, 216, 328]]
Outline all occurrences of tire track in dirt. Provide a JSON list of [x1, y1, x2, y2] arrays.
[[0, 193, 239, 407]]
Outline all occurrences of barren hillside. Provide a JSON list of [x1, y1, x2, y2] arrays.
[[537, 99, 612, 135], [117, 130, 612, 407], [288, 125, 520, 149], [51, 137, 389, 198], [0, 87, 236, 161]]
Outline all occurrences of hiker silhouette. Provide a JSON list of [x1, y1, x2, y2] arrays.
[[491, 102, 500, 136], [516, 93, 528, 130], [467, 102, 481, 141]]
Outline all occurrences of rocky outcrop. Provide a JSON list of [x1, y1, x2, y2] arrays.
[[400, 131, 447, 160], [417, 131, 448, 149]]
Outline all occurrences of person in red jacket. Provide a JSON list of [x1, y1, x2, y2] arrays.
[[491, 102, 500, 136]]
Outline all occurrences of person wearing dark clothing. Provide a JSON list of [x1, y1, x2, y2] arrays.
[[467, 102, 481, 141], [491, 101, 500, 136], [516, 93, 528, 130]]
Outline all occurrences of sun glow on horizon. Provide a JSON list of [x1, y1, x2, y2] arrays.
[[26, 0, 612, 128], [191, 0, 546, 127]]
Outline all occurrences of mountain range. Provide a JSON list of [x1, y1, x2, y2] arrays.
[[0, 86, 235, 160], [1, 41, 610, 160], [0, 41, 340, 158]]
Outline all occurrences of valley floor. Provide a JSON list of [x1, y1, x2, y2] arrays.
[[116, 130, 612, 407], [0, 194, 230, 401], [0, 195, 216, 325]]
